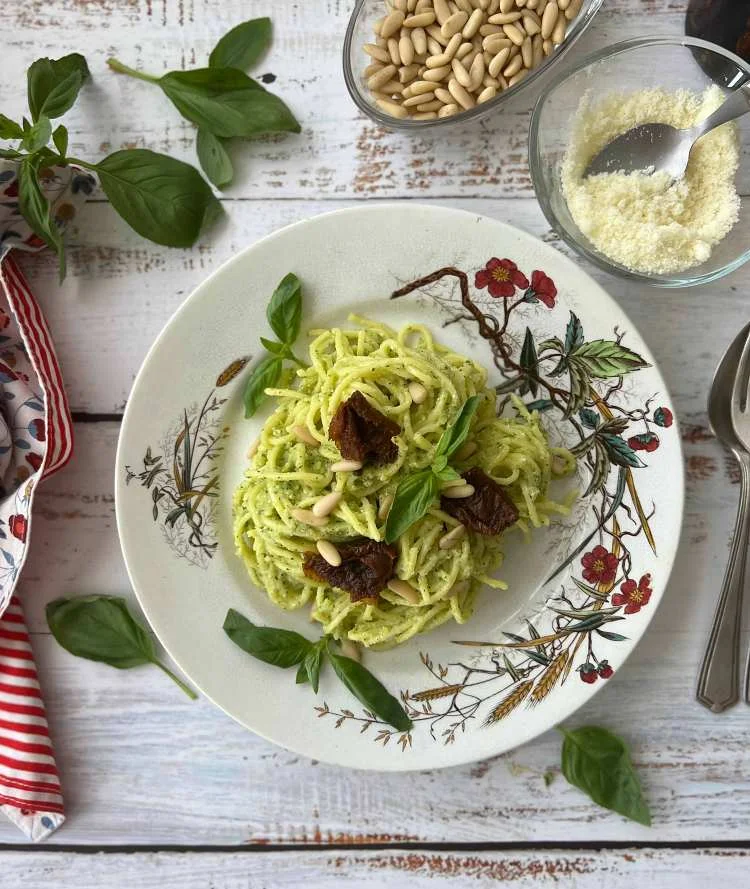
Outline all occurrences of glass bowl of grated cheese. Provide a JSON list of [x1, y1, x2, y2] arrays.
[[529, 36, 750, 287]]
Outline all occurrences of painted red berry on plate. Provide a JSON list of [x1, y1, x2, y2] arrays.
[[597, 661, 614, 679], [653, 407, 673, 428], [579, 663, 597, 684], [628, 432, 659, 453]]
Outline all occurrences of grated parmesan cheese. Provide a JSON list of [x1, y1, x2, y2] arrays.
[[560, 86, 740, 276]]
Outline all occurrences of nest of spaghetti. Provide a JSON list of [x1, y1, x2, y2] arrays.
[[233, 317, 573, 650]]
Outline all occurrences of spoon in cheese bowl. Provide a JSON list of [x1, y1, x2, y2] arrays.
[[584, 82, 750, 179]]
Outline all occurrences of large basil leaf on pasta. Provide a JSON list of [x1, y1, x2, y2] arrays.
[[266, 272, 302, 344], [434, 395, 482, 461], [243, 354, 283, 417], [384, 468, 441, 543]]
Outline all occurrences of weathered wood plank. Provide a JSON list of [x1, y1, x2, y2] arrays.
[[14, 196, 750, 415], [1, 2, 693, 201], [1, 848, 749, 886], [0, 419, 745, 845]]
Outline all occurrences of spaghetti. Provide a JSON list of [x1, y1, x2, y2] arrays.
[[233, 317, 572, 649]]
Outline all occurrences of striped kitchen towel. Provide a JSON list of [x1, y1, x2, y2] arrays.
[[0, 160, 89, 841]]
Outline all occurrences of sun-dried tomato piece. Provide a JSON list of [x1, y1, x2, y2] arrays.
[[329, 391, 400, 466], [440, 467, 519, 536], [303, 539, 398, 602]]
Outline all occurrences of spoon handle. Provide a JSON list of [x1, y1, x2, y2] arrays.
[[695, 83, 750, 138], [696, 452, 750, 712]]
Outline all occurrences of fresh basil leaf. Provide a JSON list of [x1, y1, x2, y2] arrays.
[[267, 272, 302, 344], [196, 127, 233, 188], [21, 115, 51, 153], [560, 726, 651, 826], [209, 17, 273, 71], [158, 68, 300, 139], [384, 468, 440, 544], [302, 642, 324, 693], [95, 149, 221, 248], [244, 354, 283, 418], [0, 148, 22, 159], [434, 395, 482, 460], [52, 123, 68, 157], [46, 595, 197, 698], [17, 155, 65, 280], [0, 115, 23, 140], [259, 337, 287, 355], [27, 53, 89, 120], [434, 465, 460, 482], [223, 608, 312, 668], [327, 644, 412, 732]]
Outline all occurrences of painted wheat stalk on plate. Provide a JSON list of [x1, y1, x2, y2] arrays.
[[483, 679, 533, 726]]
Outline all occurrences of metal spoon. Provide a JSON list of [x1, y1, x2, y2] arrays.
[[584, 83, 750, 179], [696, 323, 750, 712]]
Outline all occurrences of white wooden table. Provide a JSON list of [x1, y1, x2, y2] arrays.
[[3, 1, 750, 885]]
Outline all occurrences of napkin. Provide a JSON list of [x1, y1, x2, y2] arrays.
[[0, 160, 92, 840]]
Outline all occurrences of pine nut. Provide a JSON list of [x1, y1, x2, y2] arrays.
[[379, 79, 404, 93], [434, 0, 452, 24], [417, 99, 442, 111], [364, 61, 385, 78], [483, 34, 511, 52], [409, 380, 428, 403], [488, 45, 511, 76], [410, 78, 439, 93], [522, 12, 540, 34], [508, 68, 526, 85], [312, 491, 343, 518], [468, 51, 485, 89], [423, 64, 451, 81], [407, 0, 419, 9], [434, 86, 453, 103], [488, 11, 521, 23], [247, 438, 259, 459], [364, 43, 391, 63], [399, 34, 415, 65], [479, 23, 503, 35], [378, 493, 395, 521], [477, 84, 496, 102], [427, 23, 449, 45], [316, 539, 342, 567], [330, 459, 364, 472], [565, 0, 582, 18], [387, 37, 402, 65], [455, 0, 473, 12], [451, 57, 472, 88], [521, 35, 533, 67], [463, 7, 484, 37], [552, 15, 566, 43], [416, 0, 433, 8], [503, 53, 522, 77], [404, 90, 434, 106], [393, 0, 408, 10], [292, 508, 329, 527], [373, 16, 385, 36], [444, 31, 464, 58], [441, 10, 469, 39], [368, 64, 398, 90], [483, 73, 500, 88], [381, 10, 405, 38], [404, 11, 437, 27], [441, 477, 466, 489], [438, 102, 459, 116], [387, 578, 421, 603], [454, 439, 477, 460], [540, 0, 558, 38], [411, 26, 428, 53], [456, 40, 474, 58], [340, 639, 361, 661], [442, 483, 475, 498], [291, 424, 318, 446], [503, 23, 525, 45], [557, 0, 570, 8], [427, 51, 452, 68], [427, 36, 443, 55], [532, 33, 543, 66], [439, 524, 467, 549], [399, 63, 420, 82], [500, 0, 514, 9]]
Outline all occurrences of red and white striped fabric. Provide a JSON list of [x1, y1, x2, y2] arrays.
[[0, 255, 73, 841]]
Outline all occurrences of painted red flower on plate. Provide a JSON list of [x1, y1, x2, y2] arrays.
[[475, 258, 529, 298], [581, 545, 618, 586], [529, 269, 557, 308], [612, 573, 652, 614], [9, 514, 27, 543]]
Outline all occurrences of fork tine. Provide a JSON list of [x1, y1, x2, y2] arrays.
[[732, 326, 750, 415]]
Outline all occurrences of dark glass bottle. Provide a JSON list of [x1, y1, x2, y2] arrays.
[[686, 1, 750, 62]]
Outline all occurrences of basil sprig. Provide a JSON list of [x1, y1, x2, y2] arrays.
[[244, 272, 307, 418], [560, 726, 651, 825], [108, 16, 299, 189], [1, 52, 221, 280], [384, 395, 481, 543], [223, 609, 412, 732], [46, 596, 197, 699]]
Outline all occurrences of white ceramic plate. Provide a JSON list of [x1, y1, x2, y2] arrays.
[[115, 205, 683, 771]]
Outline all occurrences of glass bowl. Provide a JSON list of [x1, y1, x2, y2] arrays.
[[529, 36, 750, 288], [343, 0, 604, 132]]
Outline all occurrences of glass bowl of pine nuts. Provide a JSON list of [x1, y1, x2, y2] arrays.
[[343, 0, 603, 129]]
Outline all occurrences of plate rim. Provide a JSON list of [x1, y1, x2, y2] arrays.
[[115, 202, 685, 771]]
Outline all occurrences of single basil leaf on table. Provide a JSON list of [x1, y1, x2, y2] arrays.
[[21, 115, 52, 153], [560, 725, 651, 826], [52, 123, 69, 157], [244, 354, 283, 418], [434, 395, 482, 461], [384, 468, 441, 544], [327, 644, 412, 732], [266, 272, 302, 344], [27, 53, 89, 120], [158, 68, 300, 139], [94, 149, 222, 248], [0, 114, 23, 140], [209, 17, 273, 71], [223, 608, 313, 667], [196, 127, 233, 188], [17, 155, 65, 280]]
